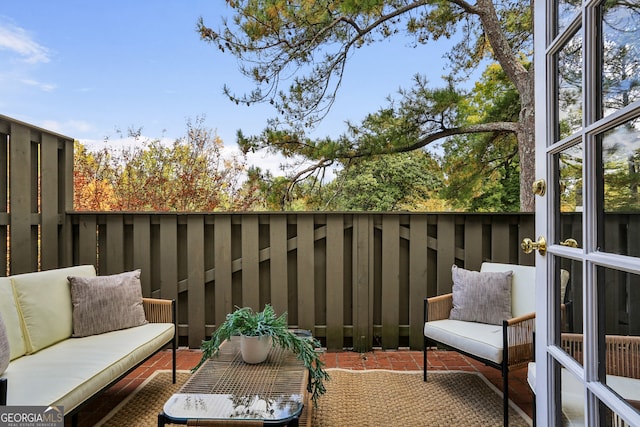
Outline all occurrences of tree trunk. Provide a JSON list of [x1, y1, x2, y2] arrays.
[[518, 93, 536, 212]]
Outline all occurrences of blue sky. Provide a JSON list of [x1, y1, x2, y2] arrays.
[[1, 1, 455, 172]]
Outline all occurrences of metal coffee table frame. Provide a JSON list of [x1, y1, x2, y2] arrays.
[[158, 339, 310, 426]]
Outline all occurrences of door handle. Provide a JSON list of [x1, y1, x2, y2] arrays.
[[532, 179, 546, 196], [560, 238, 578, 248], [521, 236, 547, 256]]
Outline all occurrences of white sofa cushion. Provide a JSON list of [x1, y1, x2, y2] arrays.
[[2, 322, 174, 412], [481, 262, 535, 318], [11, 265, 96, 353], [0, 277, 26, 360], [424, 319, 504, 364]]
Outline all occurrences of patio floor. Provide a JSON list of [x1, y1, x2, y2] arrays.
[[69, 347, 533, 426]]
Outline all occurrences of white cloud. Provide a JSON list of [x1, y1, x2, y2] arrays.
[[245, 150, 289, 176], [0, 19, 51, 64], [20, 78, 56, 92], [41, 120, 93, 136]]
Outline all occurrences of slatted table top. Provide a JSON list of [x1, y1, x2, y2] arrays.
[[160, 338, 309, 426]]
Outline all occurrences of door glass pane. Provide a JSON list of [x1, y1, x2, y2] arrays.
[[601, 0, 640, 118], [559, 366, 586, 426], [557, 142, 583, 245], [557, 0, 579, 37], [557, 29, 584, 140], [557, 258, 584, 368], [598, 266, 640, 417], [597, 117, 640, 257], [558, 259, 582, 331]]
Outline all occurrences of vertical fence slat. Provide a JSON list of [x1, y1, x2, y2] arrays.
[[187, 215, 206, 348], [60, 138, 74, 266], [9, 122, 32, 274], [214, 215, 232, 328], [133, 216, 152, 296], [40, 134, 59, 270], [159, 216, 178, 303], [326, 215, 344, 350], [409, 215, 428, 349], [464, 216, 483, 270], [381, 215, 400, 349], [297, 215, 315, 331], [352, 215, 373, 353], [436, 215, 455, 295], [491, 219, 510, 263], [270, 216, 288, 316], [105, 215, 124, 275], [78, 215, 97, 267], [241, 215, 260, 310]]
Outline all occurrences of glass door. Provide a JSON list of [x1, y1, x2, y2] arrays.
[[534, 0, 640, 425]]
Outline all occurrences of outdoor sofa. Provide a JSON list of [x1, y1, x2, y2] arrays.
[[0, 265, 176, 425]]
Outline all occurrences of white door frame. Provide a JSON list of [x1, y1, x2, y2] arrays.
[[534, 0, 640, 425]]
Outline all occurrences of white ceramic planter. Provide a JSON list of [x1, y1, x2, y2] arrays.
[[240, 335, 272, 364]]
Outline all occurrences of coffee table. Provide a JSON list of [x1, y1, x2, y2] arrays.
[[158, 338, 310, 426]]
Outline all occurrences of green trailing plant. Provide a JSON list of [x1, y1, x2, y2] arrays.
[[192, 304, 330, 405]]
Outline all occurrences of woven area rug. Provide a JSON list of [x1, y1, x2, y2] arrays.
[[98, 369, 531, 426], [314, 369, 530, 426]]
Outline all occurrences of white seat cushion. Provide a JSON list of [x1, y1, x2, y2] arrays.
[[3, 322, 174, 412], [424, 319, 504, 364]]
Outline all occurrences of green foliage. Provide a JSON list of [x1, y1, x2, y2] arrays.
[[439, 132, 520, 211], [193, 305, 330, 405], [438, 63, 522, 211], [324, 152, 444, 211]]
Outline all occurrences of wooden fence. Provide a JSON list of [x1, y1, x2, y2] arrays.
[[68, 212, 534, 351], [0, 114, 75, 275]]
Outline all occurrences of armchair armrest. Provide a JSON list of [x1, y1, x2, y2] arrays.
[[424, 293, 453, 322], [506, 311, 535, 326], [142, 297, 175, 324], [504, 312, 536, 369], [562, 333, 640, 379]]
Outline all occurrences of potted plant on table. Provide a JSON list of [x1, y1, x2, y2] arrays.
[[192, 304, 330, 405]]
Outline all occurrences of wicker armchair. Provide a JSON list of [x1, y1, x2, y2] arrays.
[[423, 262, 537, 427], [529, 334, 640, 425]]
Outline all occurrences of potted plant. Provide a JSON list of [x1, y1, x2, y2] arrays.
[[192, 304, 330, 405]]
